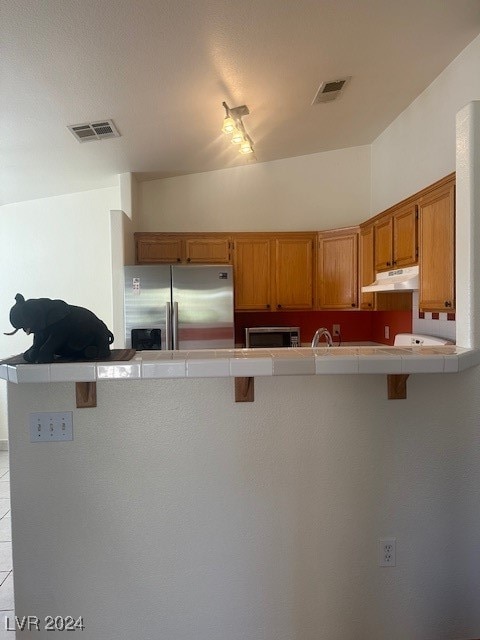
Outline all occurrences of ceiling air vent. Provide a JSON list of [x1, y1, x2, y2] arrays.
[[312, 77, 351, 105], [67, 119, 120, 143]]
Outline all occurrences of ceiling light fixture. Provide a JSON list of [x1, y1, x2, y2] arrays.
[[221, 101, 254, 156]]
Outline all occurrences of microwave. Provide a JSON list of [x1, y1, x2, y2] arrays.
[[245, 326, 301, 348]]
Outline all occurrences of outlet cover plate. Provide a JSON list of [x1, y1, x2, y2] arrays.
[[379, 537, 396, 566], [29, 412, 73, 442]]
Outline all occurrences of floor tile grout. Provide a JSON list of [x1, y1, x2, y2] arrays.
[[0, 472, 12, 614]]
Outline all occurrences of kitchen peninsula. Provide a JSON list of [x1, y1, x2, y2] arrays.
[[5, 343, 480, 640], [1, 344, 478, 385], [2, 344, 479, 407]]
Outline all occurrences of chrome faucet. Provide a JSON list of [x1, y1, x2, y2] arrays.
[[311, 327, 333, 348]]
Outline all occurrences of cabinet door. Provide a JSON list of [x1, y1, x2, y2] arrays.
[[359, 224, 374, 310], [185, 237, 231, 263], [233, 237, 271, 310], [374, 215, 393, 271], [318, 231, 358, 309], [136, 235, 183, 264], [274, 236, 314, 310], [418, 183, 455, 312], [393, 204, 417, 267]]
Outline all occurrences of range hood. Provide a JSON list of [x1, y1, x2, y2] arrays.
[[362, 265, 419, 293]]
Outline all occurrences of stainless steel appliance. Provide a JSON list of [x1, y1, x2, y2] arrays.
[[245, 326, 300, 348], [124, 265, 234, 350]]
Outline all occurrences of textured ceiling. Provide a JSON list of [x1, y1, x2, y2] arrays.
[[1, 0, 480, 205]]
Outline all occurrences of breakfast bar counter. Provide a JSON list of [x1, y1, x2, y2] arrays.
[[1, 345, 479, 383]]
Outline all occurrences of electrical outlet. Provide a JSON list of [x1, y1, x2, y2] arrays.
[[384, 325, 390, 340], [379, 538, 396, 566], [332, 324, 341, 336], [29, 412, 73, 442]]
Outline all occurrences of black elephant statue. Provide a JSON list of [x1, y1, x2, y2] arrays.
[[4, 293, 114, 363]]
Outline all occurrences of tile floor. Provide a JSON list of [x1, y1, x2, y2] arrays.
[[0, 451, 13, 637]]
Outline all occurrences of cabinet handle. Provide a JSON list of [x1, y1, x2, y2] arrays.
[[187, 257, 191, 262], [444, 300, 452, 307], [277, 304, 282, 309], [176, 258, 181, 262], [386, 261, 391, 266], [351, 303, 356, 308], [393, 260, 397, 265], [266, 304, 270, 309]]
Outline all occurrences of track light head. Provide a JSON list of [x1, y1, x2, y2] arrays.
[[222, 116, 236, 134], [239, 138, 253, 154], [231, 129, 244, 144]]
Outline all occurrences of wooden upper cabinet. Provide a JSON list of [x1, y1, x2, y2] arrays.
[[274, 235, 315, 310], [185, 237, 231, 263], [374, 215, 393, 272], [318, 228, 358, 309], [374, 204, 417, 272], [135, 233, 231, 264], [232, 233, 315, 311], [136, 234, 183, 263], [393, 204, 418, 267], [232, 236, 271, 311], [359, 223, 374, 310], [418, 181, 455, 312]]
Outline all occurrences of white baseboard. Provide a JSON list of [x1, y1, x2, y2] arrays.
[[0, 441, 8, 451]]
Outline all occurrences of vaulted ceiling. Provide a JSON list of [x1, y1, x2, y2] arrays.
[[2, 0, 480, 205]]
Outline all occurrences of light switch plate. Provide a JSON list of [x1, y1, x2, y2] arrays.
[[29, 412, 73, 442]]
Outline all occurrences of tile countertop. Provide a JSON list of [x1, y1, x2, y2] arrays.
[[1, 346, 479, 383]]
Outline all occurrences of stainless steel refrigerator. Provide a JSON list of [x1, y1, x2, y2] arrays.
[[124, 264, 234, 350]]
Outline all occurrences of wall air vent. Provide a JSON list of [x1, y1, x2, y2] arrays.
[[67, 119, 120, 142], [312, 77, 351, 105]]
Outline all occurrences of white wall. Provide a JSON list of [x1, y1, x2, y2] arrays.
[[110, 209, 137, 349], [371, 34, 480, 214], [456, 101, 480, 349], [8, 373, 480, 640], [0, 186, 120, 440], [138, 145, 371, 232]]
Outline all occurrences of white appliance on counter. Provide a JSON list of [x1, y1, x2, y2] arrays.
[[394, 333, 453, 346], [124, 265, 234, 350]]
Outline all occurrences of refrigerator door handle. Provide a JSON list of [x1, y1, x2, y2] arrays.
[[172, 301, 179, 350], [165, 302, 172, 350]]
